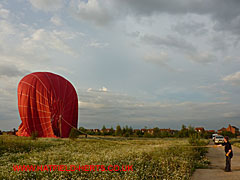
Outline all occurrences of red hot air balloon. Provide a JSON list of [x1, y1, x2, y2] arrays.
[[16, 72, 78, 138]]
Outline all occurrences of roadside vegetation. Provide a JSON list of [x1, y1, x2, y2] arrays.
[[0, 135, 209, 180], [80, 124, 214, 139], [230, 138, 240, 148]]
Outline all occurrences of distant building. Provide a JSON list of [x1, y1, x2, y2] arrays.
[[217, 124, 239, 135], [147, 129, 154, 135], [4, 128, 17, 136], [100, 128, 114, 133], [106, 128, 115, 133], [217, 127, 227, 134], [86, 129, 100, 134], [133, 129, 140, 133], [139, 129, 154, 134], [93, 129, 100, 133], [159, 128, 176, 134], [206, 130, 216, 133], [159, 128, 171, 132], [195, 127, 205, 133], [139, 128, 176, 135], [141, 129, 147, 133], [226, 124, 239, 135]]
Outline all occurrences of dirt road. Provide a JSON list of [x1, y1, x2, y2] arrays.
[[191, 141, 240, 180]]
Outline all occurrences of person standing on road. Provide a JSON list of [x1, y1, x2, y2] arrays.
[[219, 136, 233, 172]]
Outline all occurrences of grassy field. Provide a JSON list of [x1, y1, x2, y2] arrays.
[[0, 135, 209, 180], [230, 138, 240, 148]]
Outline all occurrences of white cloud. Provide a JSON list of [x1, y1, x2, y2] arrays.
[[29, 0, 64, 11], [0, 63, 30, 78], [88, 41, 109, 48], [86, 87, 108, 92], [142, 34, 196, 53], [143, 52, 176, 71], [21, 29, 77, 56], [223, 71, 240, 85], [50, 16, 62, 26], [0, 29, 52, 65], [144, 52, 168, 64], [210, 34, 231, 52], [126, 31, 140, 38], [187, 52, 217, 64], [99, 86, 108, 92], [172, 20, 208, 36], [223, 112, 240, 118], [0, 20, 15, 37], [78, 88, 236, 129], [70, 0, 113, 26], [0, 88, 14, 98], [142, 34, 217, 64], [223, 56, 240, 63], [87, 88, 93, 92], [0, 6, 9, 19], [53, 30, 81, 40], [79, 100, 104, 109]]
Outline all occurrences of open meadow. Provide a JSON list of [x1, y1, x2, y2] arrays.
[[0, 135, 209, 180]]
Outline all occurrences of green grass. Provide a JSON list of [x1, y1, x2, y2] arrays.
[[230, 138, 240, 148], [0, 135, 209, 180], [0, 135, 64, 155]]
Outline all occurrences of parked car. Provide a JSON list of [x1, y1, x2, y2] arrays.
[[214, 135, 224, 144], [212, 134, 218, 141]]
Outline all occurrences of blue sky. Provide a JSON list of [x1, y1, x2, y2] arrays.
[[1, 0, 240, 130]]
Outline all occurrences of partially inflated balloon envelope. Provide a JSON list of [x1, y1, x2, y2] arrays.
[[16, 72, 78, 138]]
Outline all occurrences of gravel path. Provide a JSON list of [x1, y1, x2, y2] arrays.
[[191, 141, 240, 180]]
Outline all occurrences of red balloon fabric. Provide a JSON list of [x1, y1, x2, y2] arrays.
[[16, 72, 78, 138]]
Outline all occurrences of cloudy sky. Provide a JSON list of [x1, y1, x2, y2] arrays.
[[1, 0, 240, 130]]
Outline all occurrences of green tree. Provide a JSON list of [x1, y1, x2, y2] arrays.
[[153, 127, 159, 137], [69, 128, 80, 140], [177, 124, 189, 138], [202, 131, 212, 139], [135, 129, 142, 137], [122, 126, 126, 136], [188, 125, 196, 136], [160, 131, 170, 138], [129, 126, 133, 136], [79, 127, 86, 134], [102, 125, 107, 135], [102, 125, 106, 131], [220, 131, 236, 138], [109, 126, 114, 135], [115, 125, 122, 136], [143, 132, 152, 138]]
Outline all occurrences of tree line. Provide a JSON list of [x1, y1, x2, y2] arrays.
[[76, 124, 226, 139]]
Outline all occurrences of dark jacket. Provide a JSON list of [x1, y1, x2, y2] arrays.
[[222, 142, 233, 158]]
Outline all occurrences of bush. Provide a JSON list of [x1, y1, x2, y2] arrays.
[[220, 131, 236, 138], [188, 134, 208, 146], [30, 131, 38, 140], [143, 132, 152, 138], [0, 135, 56, 155], [69, 128, 80, 139]]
